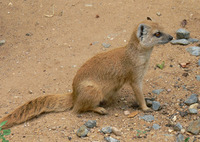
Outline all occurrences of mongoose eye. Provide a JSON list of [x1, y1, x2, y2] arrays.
[[154, 32, 162, 38]]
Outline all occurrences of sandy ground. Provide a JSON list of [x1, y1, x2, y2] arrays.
[[0, 0, 200, 141]]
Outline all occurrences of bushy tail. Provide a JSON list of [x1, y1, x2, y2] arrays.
[[0, 93, 73, 129]]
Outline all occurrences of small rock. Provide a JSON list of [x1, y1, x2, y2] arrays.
[[156, 12, 161, 16], [102, 43, 111, 48], [51, 127, 57, 130], [184, 94, 198, 105], [179, 111, 188, 117], [114, 113, 119, 117], [145, 98, 155, 107], [189, 103, 199, 110], [140, 115, 154, 122], [152, 89, 164, 95], [101, 126, 112, 134], [0, 40, 5, 46], [28, 90, 33, 94], [152, 124, 161, 130], [176, 29, 190, 39], [188, 108, 198, 114], [152, 101, 161, 111], [188, 38, 199, 43], [173, 123, 183, 131], [76, 125, 89, 137], [172, 115, 177, 122], [85, 4, 93, 7], [170, 39, 190, 45], [128, 111, 138, 118], [124, 110, 130, 116], [25, 33, 33, 36], [187, 118, 200, 135], [198, 59, 200, 66], [186, 46, 200, 56], [84, 120, 96, 128], [196, 75, 200, 81], [176, 134, 184, 142], [104, 137, 120, 142], [112, 127, 121, 136]]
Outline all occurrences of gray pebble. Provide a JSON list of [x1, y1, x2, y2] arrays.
[[102, 43, 111, 48], [176, 134, 184, 142], [173, 123, 183, 131], [104, 137, 120, 142], [188, 108, 198, 114], [186, 46, 200, 56], [176, 28, 190, 39], [152, 89, 164, 95], [187, 118, 200, 135], [76, 125, 89, 137], [179, 111, 188, 117], [198, 59, 200, 66], [170, 39, 190, 45], [101, 126, 112, 134], [184, 94, 198, 105], [84, 120, 96, 128], [152, 101, 161, 111], [188, 38, 199, 43], [140, 115, 154, 122], [0, 40, 5, 46], [152, 124, 161, 130], [196, 75, 200, 81]]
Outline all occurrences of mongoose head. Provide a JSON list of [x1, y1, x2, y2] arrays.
[[136, 21, 173, 48]]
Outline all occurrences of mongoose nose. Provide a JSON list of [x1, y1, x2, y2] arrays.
[[169, 35, 173, 41]]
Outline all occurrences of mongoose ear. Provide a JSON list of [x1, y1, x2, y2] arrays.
[[136, 24, 148, 41]]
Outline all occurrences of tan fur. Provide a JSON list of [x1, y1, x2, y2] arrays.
[[0, 20, 173, 128]]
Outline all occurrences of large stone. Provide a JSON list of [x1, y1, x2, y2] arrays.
[[188, 38, 199, 43], [187, 118, 200, 135], [176, 28, 190, 39], [170, 39, 190, 45], [186, 46, 200, 56]]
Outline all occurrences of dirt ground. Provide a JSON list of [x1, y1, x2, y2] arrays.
[[0, 0, 200, 142]]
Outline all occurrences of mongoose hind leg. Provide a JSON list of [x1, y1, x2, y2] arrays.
[[72, 83, 107, 114], [89, 107, 108, 115]]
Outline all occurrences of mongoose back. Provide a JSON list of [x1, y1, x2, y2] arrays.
[[0, 20, 173, 128]]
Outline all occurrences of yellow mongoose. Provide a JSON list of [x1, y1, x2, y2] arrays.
[[0, 20, 173, 128]]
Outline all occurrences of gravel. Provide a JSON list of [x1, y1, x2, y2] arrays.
[[184, 94, 198, 105], [101, 126, 112, 134], [152, 124, 161, 130], [104, 137, 120, 142], [84, 120, 96, 128], [152, 89, 164, 95], [140, 115, 154, 122]]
